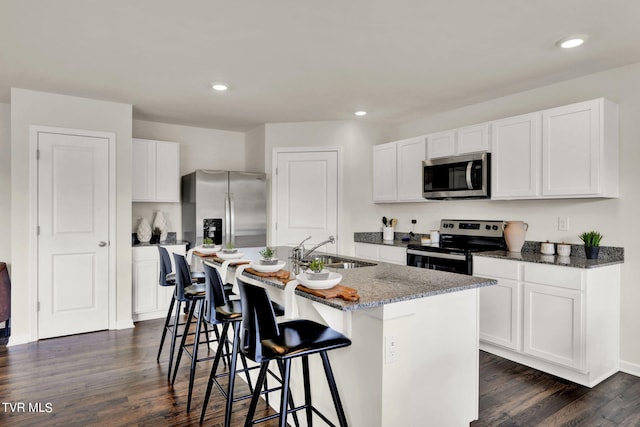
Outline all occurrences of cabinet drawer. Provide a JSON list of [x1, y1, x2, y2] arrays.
[[473, 257, 521, 280], [524, 263, 583, 290]]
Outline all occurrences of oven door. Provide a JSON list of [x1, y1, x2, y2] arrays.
[[407, 249, 471, 275]]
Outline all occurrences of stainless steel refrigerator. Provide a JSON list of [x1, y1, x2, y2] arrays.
[[181, 170, 267, 248]]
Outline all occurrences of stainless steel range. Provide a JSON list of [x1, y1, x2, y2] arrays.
[[407, 219, 506, 275]]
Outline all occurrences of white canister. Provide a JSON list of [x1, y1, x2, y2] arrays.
[[430, 230, 440, 243], [557, 243, 571, 257], [540, 241, 555, 255], [383, 226, 394, 241]]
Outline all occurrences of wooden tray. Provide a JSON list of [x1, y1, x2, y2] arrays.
[[297, 284, 360, 302], [244, 268, 292, 283]]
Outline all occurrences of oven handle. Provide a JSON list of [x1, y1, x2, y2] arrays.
[[407, 249, 467, 261]]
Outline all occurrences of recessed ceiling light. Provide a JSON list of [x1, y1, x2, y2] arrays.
[[355, 111, 367, 116], [211, 82, 229, 91], [557, 34, 589, 49]]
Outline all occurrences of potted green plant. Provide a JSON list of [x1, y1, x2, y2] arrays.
[[578, 231, 603, 259], [258, 247, 278, 265], [306, 258, 329, 280], [222, 241, 237, 254], [202, 237, 215, 248]]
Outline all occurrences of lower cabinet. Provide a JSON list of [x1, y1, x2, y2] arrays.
[[353, 242, 406, 265], [474, 256, 620, 387], [132, 244, 186, 321]]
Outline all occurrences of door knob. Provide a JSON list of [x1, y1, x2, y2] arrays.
[[98, 241, 107, 247]]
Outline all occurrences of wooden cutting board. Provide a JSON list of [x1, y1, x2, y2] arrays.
[[244, 268, 292, 283], [296, 284, 360, 302]]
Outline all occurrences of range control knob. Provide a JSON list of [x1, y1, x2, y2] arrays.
[[492, 225, 498, 230], [485, 225, 491, 230]]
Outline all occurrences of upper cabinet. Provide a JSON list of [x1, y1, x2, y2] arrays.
[[492, 99, 619, 200], [132, 138, 180, 202], [426, 123, 490, 159], [373, 136, 427, 203]]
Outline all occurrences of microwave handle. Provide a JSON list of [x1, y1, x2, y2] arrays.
[[465, 161, 473, 189]]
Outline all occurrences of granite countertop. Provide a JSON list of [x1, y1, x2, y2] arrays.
[[474, 241, 624, 268], [353, 232, 425, 248], [202, 246, 495, 312]]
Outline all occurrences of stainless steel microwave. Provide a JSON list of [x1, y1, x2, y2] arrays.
[[422, 152, 490, 199]]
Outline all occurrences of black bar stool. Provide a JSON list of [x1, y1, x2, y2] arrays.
[[237, 278, 351, 427], [156, 246, 206, 363], [167, 253, 221, 389], [199, 263, 292, 426]]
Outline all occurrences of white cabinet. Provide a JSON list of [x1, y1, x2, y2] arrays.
[[475, 259, 522, 351], [132, 244, 186, 321], [523, 282, 583, 369], [132, 138, 180, 202], [426, 123, 490, 159], [542, 99, 618, 197], [354, 242, 406, 265], [372, 136, 426, 203], [475, 256, 620, 387], [491, 98, 619, 200], [491, 113, 541, 199], [372, 142, 397, 202]]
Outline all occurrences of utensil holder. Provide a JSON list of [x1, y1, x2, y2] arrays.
[[383, 227, 394, 241]]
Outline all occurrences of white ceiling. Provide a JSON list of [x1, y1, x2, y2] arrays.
[[2, 0, 640, 132]]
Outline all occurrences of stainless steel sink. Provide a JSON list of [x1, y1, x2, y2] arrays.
[[303, 254, 376, 269]]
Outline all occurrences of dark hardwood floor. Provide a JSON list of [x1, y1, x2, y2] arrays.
[[1, 319, 639, 426]]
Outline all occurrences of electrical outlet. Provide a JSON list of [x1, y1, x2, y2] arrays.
[[558, 216, 570, 231], [385, 335, 399, 364]]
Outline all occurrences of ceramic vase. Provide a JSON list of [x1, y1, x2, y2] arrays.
[[503, 221, 528, 253], [152, 211, 168, 241], [383, 226, 394, 241], [136, 218, 152, 243], [585, 246, 600, 259]]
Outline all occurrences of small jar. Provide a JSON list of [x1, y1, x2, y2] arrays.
[[557, 243, 571, 257], [540, 241, 555, 255]]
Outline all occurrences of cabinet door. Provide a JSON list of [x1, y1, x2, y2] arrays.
[[372, 142, 397, 202], [396, 137, 427, 202], [523, 283, 584, 369], [426, 130, 456, 159], [378, 245, 406, 265], [479, 279, 521, 350], [132, 258, 159, 314], [132, 139, 156, 201], [491, 113, 541, 199], [542, 100, 600, 196], [354, 243, 379, 260], [155, 141, 180, 202], [457, 123, 490, 154]]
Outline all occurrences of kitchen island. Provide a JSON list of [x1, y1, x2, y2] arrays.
[[202, 247, 496, 427]]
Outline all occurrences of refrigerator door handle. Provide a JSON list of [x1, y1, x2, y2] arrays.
[[229, 192, 235, 243], [225, 193, 231, 243]]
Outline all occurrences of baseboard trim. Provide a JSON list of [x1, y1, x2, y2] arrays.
[[7, 334, 33, 347], [115, 319, 135, 330], [619, 360, 640, 378]]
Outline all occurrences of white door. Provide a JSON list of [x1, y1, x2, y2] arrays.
[[38, 131, 110, 339], [274, 150, 339, 253]]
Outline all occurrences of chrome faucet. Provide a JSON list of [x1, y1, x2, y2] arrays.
[[302, 235, 335, 260], [291, 235, 312, 263]]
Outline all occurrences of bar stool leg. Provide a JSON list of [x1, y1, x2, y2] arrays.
[[320, 351, 348, 427], [157, 295, 176, 361], [244, 362, 270, 427], [167, 299, 183, 381], [278, 359, 292, 427], [223, 321, 242, 427], [186, 300, 204, 412], [200, 322, 230, 424], [302, 355, 313, 426], [172, 299, 197, 385]]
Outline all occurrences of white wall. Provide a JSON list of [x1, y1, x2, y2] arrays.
[[132, 119, 246, 240], [379, 61, 640, 368], [0, 103, 10, 267], [10, 88, 133, 343], [264, 120, 382, 254], [246, 125, 266, 173]]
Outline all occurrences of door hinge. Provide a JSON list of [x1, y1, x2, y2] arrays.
[[37, 301, 40, 312], [37, 225, 40, 236], [36, 149, 40, 160], [275, 222, 277, 231], [275, 167, 278, 176]]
